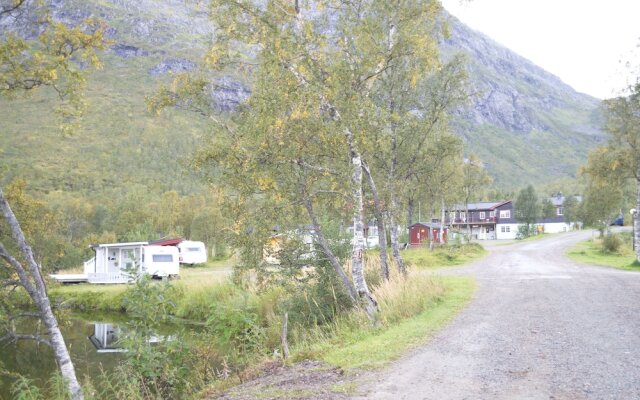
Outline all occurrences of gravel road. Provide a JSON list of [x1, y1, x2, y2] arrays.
[[355, 231, 640, 400]]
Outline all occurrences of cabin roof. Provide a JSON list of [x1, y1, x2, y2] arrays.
[[90, 241, 148, 249], [149, 238, 183, 246], [409, 222, 447, 229]]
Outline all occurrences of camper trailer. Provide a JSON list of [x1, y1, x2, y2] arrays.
[[85, 242, 180, 283], [177, 240, 207, 265]]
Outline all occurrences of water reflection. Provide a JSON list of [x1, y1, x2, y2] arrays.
[[88, 323, 125, 353], [1, 316, 190, 398], [1, 317, 125, 398]]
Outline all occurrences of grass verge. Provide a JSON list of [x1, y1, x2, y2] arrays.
[[50, 263, 233, 314], [566, 234, 639, 271], [320, 276, 475, 370], [401, 243, 486, 269]]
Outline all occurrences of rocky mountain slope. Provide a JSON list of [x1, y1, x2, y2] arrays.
[[0, 1, 604, 193], [443, 15, 603, 187]]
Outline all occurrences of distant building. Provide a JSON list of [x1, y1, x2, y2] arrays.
[[408, 222, 448, 246], [446, 194, 581, 240], [539, 193, 581, 233], [445, 200, 517, 240]]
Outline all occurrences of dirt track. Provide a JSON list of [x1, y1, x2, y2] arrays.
[[354, 230, 640, 399]]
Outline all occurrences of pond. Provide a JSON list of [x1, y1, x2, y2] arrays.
[[0, 313, 190, 399]]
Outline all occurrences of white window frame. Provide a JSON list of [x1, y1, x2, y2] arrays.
[[489, 211, 495, 218], [479, 211, 486, 219], [501, 226, 506, 232], [460, 211, 466, 221], [557, 207, 564, 216], [499, 210, 510, 219]]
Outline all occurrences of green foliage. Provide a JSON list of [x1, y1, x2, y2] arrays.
[[515, 184, 539, 237], [579, 175, 623, 233], [119, 275, 190, 398], [207, 294, 267, 356], [11, 376, 43, 400], [10, 373, 72, 400], [601, 233, 622, 253], [567, 233, 639, 270], [541, 199, 556, 219]]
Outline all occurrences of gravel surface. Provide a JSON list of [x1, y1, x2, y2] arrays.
[[355, 230, 640, 400]]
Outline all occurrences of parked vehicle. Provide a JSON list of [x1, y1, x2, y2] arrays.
[[611, 213, 624, 226], [177, 240, 207, 265]]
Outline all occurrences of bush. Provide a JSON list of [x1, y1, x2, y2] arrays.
[[602, 233, 622, 253]]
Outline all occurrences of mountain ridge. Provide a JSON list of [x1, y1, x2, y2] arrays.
[[0, 1, 604, 192]]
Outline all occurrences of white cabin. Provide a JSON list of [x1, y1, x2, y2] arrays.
[[177, 240, 207, 265], [85, 242, 179, 283]]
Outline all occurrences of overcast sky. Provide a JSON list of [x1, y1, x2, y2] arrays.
[[441, 0, 640, 99]]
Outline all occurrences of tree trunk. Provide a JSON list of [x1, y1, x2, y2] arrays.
[[301, 192, 358, 303], [0, 189, 83, 400], [363, 162, 389, 281], [350, 153, 378, 317], [407, 197, 414, 226], [635, 176, 640, 262], [389, 209, 405, 274]]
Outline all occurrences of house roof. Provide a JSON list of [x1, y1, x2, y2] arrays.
[[448, 200, 511, 211], [409, 222, 447, 229], [548, 193, 582, 207]]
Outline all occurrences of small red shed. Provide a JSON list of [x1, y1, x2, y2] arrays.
[[408, 223, 448, 246]]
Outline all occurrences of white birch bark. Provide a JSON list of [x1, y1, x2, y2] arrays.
[[362, 161, 389, 280], [348, 148, 377, 316], [0, 189, 83, 400]]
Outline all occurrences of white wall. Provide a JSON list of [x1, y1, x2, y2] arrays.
[[543, 222, 571, 233], [496, 223, 519, 239]]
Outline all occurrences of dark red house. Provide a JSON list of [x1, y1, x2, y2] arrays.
[[408, 222, 448, 246]]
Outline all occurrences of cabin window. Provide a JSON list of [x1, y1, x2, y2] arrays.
[[501, 226, 505, 232], [499, 210, 510, 219], [479, 212, 485, 219], [557, 207, 564, 216], [460, 212, 466, 220], [152, 254, 174, 262], [489, 211, 495, 218], [501, 226, 511, 233]]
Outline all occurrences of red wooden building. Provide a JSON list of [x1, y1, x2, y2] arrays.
[[408, 222, 448, 246]]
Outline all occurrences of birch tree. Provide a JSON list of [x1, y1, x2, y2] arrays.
[[0, 2, 105, 398], [598, 81, 640, 261]]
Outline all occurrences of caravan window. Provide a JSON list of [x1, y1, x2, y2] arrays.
[[187, 247, 201, 252], [152, 254, 174, 262]]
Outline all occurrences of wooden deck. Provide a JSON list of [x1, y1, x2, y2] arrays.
[[49, 274, 88, 283]]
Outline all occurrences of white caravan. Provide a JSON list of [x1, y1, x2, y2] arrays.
[[177, 240, 207, 265]]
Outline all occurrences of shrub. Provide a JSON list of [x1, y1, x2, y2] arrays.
[[602, 233, 622, 253]]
